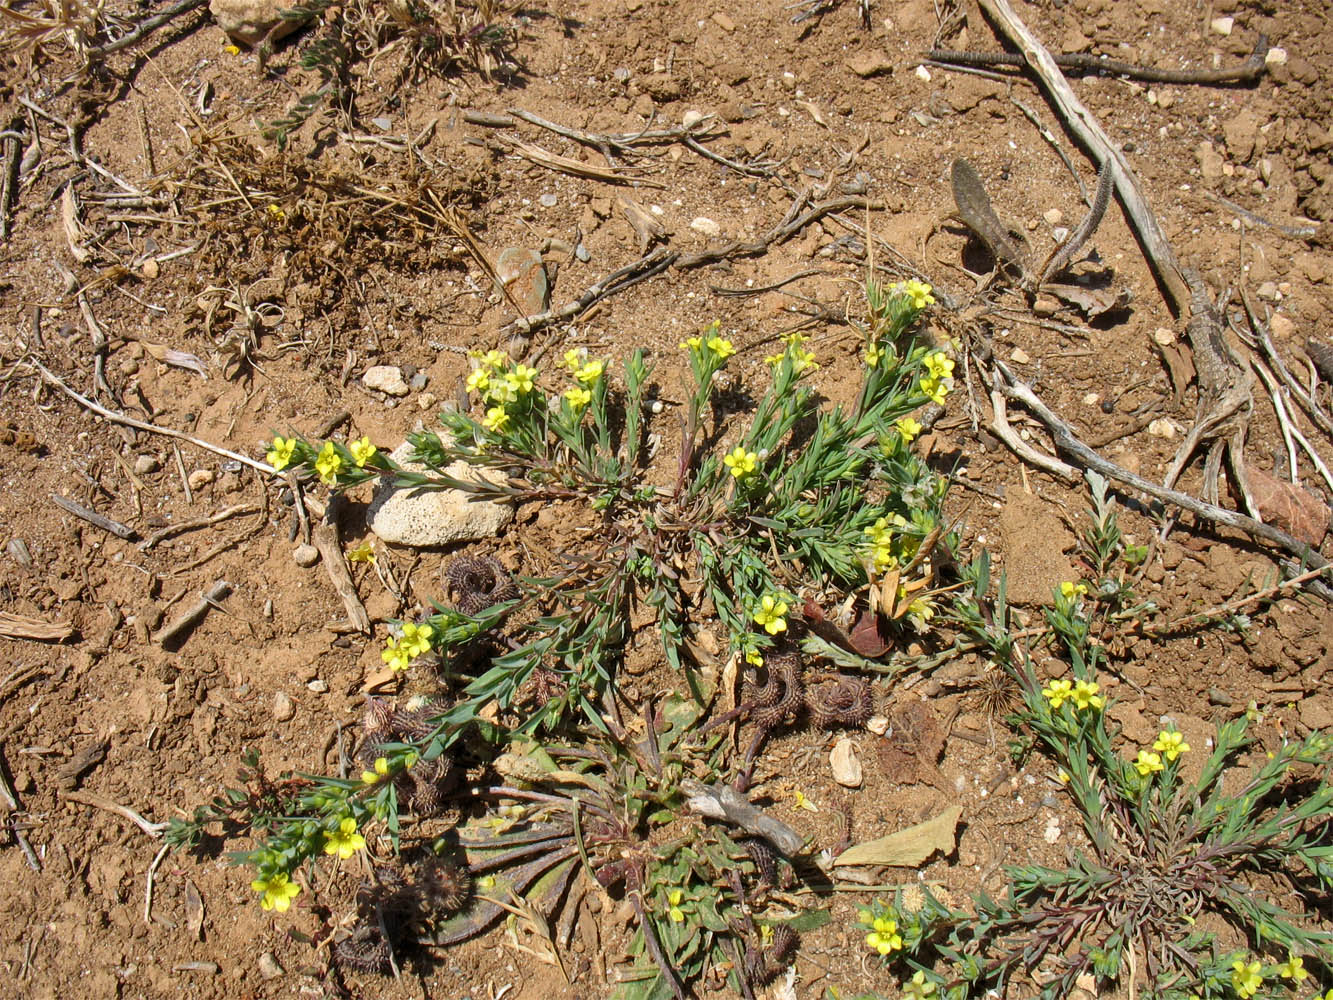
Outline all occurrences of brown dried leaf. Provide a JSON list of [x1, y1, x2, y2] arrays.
[[1158, 341, 1196, 403], [849, 607, 891, 658], [184, 879, 205, 941], [1043, 280, 1130, 319], [1248, 466, 1330, 547], [833, 804, 963, 868]]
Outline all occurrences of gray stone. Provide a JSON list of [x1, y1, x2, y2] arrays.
[[209, 0, 310, 46], [363, 365, 410, 397], [292, 543, 319, 567], [257, 951, 284, 979], [495, 248, 550, 317], [367, 442, 515, 547], [134, 454, 160, 475], [409, 372, 430, 391]]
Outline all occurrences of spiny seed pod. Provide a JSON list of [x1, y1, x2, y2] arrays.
[[334, 924, 392, 974], [445, 555, 519, 616], [751, 652, 803, 732], [805, 674, 873, 728], [744, 924, 799, 986], [416, 860, 471, 915], [745, 838, 778, 888]]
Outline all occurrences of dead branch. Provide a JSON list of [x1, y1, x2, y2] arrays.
[[927, 32, 1269, 85], [674, 195, 884, 270], [505, 246, 678, 339], [495, 135, 664, 187], [138, 503, 261, 550], [975, 0, 1191, 313], [60, 790, 166, 837], [88, 0, 208, 57], [991, 360, 1328, 570]]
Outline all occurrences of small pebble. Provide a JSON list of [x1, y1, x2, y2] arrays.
[[1042, 208, 1063, 226], [682, 109, 706, 129], [1051, 226, 1069, 243], [690, 216, 721, 237], [1082, 391, 1100, 406], [307, 679, 328, 693], [363, 365, 410, 397], [272, 692, 295, 722], [293, 543, 320, 567], [417, 391, 439, 411], [7, 537, 33, 566], [371, 116, 393, 132], [830, 737, 863, 788], [1255, 281, 1279, 302], [410, 372, 430, 391], [866, 715, 890, 735], [1152, 327, 1176, 346], [188, 469, 214, 489], [263, 599, 274, 619], [1148, 418, 1177, 439], [649, 399, 664, 414], [575, 243, 591, 262], [1209, 15, 1233, 35], [539, 193, 558, 207], [914, 64, 931, 82], [1010, 347, 1030, 364], [1264, 47, 1287, 67], [1270, 314, 1294, 339], [258, 952, 285, 980], [134, 455, 160, 475]]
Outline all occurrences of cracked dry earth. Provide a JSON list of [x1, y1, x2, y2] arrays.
[[2, 0, 1333, 997]]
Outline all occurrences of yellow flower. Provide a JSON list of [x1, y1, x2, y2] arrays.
[[1060, 580, 1089, 599], [381, 637, 411, 672], [224, 43, 240, 55], [780, 331, 810, 346], [346, 541, 376, 564], [477, 874, 496, 891], [267, 436, 297, 471], [901, 279, 936, 309], [864, 342, 885, 367], [745, 648, 763, 666], [465, 367, 491, 394], [560, 347, 585, 372], [896, 417, 922, 444], [400, 622, 433, 659], [707, 335, 736, 359], [1072, 679, 1104, 711], [574, 360, 604, 384], [864, 916, 902, 955], [764, 352, 785, 366], [323, 817, 366, 859], [315, 441, 344, 484], [864, 516, 893, 546], [1056, 768, 1071, 784], [251, 872, 301, 912], [266, 203, 286, 222], [903, 970, 937, 999], [361, 756, 390, 784], [753, 595, 788, 635], [1134, 750, 1164, 777], [1276, 954, 1308, 982], [668, 888, 685, 922], [793, 789, 818, 812], [723, 446, 758, 480], [564, 386, 592, 411], [506, 363, 538, 395], [1153, 730, 1190, 761], [1042, 678, 1073, 710], [1231, 959, 1263, 999], [919, 376, 949, 406], [482, 406, 510, 433], [791, 347, 818, 373], [349, 436, 377, 467], [476, 349, 508, 370], [679, 336, 703, 351]]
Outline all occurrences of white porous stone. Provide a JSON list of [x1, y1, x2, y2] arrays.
[[690, 216, 721, 237], [363, 365, 410, 397], [367, 441, 515, 547]]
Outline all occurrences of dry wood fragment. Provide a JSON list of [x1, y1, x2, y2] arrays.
[[49, 493, 136, 540], [497, 135, 664, 187], [0, 612, 75, 642], [55, 739, 109, 790], [138, 503, 261, 551], [155, 579, 233, 649], [61, 789, 166, 836], [311, 498, 371, 635]]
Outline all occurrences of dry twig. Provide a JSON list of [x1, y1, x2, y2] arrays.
[[154, 579, 233, 649]]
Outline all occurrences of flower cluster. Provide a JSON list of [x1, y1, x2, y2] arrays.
[[892, 279, 936, 311], [381, 621, 434, 672], [1231, 958, 1263, 999], [465, 350, 543, 433], [863, 513, 911, 572], [918, 350, 955, 406], [765, 331, 817, 373], [680, 331, 736, 359], [1041, 676, 1105, 712]]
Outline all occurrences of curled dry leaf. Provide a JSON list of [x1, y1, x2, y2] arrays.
[[1247, 466, 1330, 547], [833, 804, 962, 868]]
